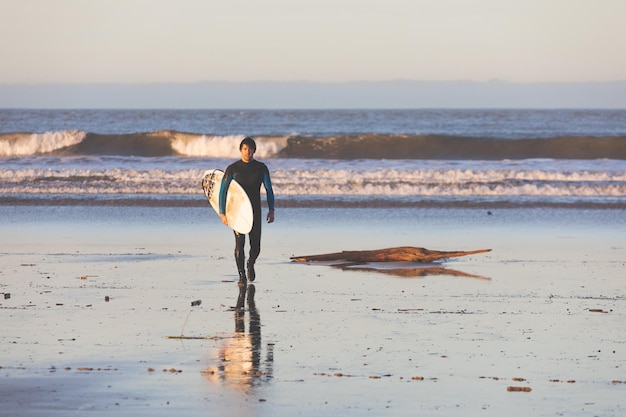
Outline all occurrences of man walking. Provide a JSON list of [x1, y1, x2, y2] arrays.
[[219, 137, 275, 283]]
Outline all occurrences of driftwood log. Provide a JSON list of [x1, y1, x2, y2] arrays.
[[290, 246, 491, 263]]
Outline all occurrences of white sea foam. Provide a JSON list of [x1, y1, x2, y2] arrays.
[[0, 130, 85, 156], [2, 167, 624, 198]]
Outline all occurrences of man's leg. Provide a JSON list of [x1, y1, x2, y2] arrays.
[[234, 231, 246, 282], [247, 224, 262, 282]]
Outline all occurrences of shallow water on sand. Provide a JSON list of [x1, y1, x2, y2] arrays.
[[1, 206, 624, 416]]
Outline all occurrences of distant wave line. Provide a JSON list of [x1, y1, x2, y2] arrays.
[[1, 195, 625, 210]]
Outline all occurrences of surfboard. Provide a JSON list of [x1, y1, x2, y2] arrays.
[[202, 169, 253, 234]]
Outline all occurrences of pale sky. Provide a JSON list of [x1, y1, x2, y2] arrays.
[[1, 0, 625, 84]]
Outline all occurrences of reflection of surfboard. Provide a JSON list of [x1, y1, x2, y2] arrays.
[[202, 169, 253, 234]]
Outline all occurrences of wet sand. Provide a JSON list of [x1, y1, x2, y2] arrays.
[[1, 206, 625, 416]]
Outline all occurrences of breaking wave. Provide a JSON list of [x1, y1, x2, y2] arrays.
[[1, 130, 625, 160], [0, 131, 288, 159], [0, 130, 86, 156]]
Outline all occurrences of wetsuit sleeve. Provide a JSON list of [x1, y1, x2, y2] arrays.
[[219, 172, 234, 215], [263, 171, 275, 211]]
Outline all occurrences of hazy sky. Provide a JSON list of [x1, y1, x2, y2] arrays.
[[2, 0, 625, 84]]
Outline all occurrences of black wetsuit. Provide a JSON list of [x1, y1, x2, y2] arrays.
[[219, 159, 275, 276]]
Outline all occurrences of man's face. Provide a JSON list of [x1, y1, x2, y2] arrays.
[[240, 144, 254, 163]]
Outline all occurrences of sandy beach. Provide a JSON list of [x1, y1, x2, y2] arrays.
[[1, 205, 624, 416]]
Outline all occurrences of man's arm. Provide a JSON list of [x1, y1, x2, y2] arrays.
[[219, 173, 234, 224], [263, 171, 275, 223], [263, 172, 275, 211]]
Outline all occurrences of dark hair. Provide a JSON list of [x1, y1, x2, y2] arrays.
[[239, 136, 256, 152]]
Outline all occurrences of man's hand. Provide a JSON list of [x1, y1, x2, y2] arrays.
[[220, 213, 228, 225], [266, 210, 275, 224]]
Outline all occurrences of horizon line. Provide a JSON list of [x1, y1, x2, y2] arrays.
[[3, 79, 626, 86]]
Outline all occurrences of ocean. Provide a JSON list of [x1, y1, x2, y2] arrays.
[[1, 109, 625, 209]]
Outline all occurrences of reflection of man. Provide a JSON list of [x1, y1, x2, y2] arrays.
[[203, 284, 273, 389]]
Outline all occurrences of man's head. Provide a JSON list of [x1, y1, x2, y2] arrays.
[[239, 137, 256, 152], [239, 136, 256, 163]]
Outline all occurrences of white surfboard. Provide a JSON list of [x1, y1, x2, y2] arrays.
[[202, 169, 254, 234]]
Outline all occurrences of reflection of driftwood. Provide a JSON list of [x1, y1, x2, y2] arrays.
[[337, 264, 490, 280], [291, 246, 491, 263], [166, 336, 220, 340]]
